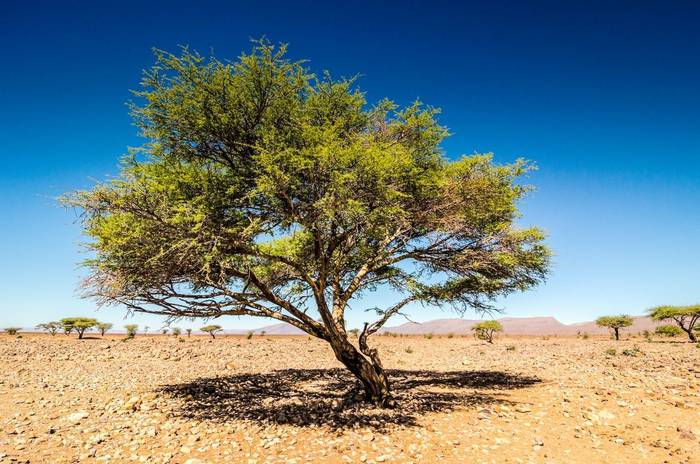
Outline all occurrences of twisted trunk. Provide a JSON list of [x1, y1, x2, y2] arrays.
[[328, 335, 391, 406]]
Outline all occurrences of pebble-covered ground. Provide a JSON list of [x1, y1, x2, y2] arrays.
[[1, 333, 699, 463]]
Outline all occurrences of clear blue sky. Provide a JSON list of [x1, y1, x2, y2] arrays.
[[2, 0, 699, 330]]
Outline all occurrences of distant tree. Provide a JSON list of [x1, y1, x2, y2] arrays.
[[655, 325, 682, 338], [649, 305, 700, 342], [124, 324, 139, 338], [144, 326, 150, 335], [96, 322, 113, 336], [64, 41, 550, 406], [471, 320, 503, 343], [36, 322, 61, 336], [4, 327, 20, 335], [595, 315, 633, 341], [161, 328, 168, 336], [201, 325, 223, 339], [61, 317, 98, 339], [186, 328, 192, 337], [348, 328, 360, 337], [172, 327, 182, 336]]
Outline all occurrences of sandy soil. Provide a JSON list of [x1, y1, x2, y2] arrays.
[[1, 333, 699, 463]]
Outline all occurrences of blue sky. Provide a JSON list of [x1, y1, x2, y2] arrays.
[[2, 0, 699, 330]]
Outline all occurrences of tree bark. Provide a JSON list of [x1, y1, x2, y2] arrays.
[[614, 328, 619, 341], [328, 336, 391, 407]]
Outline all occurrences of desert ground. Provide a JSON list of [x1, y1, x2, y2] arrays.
[[1, 333, 699, 464]]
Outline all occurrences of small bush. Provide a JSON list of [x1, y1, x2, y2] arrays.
[[172, 327, 182, 337], [447, 333, 454, 339], [424, 333, 434, 339], [405, 346, 413, 354], [655, 325, 682, 338], [582, 333, 589, 340], [4, 328, 20, 335], [246, 331, 253, 340], [622, 346, 642, 357], [505, 345, 516, 351], [605, 348, 617, 356]]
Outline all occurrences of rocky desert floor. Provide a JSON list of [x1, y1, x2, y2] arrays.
[[1, 333, 699, 464]]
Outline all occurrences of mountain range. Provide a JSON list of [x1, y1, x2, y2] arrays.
[[223, 316, 664, 336]]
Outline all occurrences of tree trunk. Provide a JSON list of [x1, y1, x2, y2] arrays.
[[684, 328, 697, 342], [329, 337, 391, 407], [614, 328, 619, 341]]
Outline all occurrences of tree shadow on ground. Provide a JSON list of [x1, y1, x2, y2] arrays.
[[159, 369, 541, 429]]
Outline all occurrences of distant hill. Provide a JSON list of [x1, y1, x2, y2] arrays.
[[379, 315, 664, 336]]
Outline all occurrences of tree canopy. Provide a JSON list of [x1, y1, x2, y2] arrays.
[[65, 41, 550, 405]]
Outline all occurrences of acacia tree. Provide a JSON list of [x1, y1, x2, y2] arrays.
[[65, 42, 549, 406], [61, 317, 98, 339], [37, 322, 61, 336], [186, 328, 192, 337], [201, 324, 223, 339], [96, 322, 113, 336], [649, 305, 699, 342], [595, 315, 633, 341], [471, 320, 503, 343], [124, 324, 139, 338]]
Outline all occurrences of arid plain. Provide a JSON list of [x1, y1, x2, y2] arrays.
[[2, 333, 699, 464]]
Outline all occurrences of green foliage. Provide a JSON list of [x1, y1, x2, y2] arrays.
[[655, 325, 683, 337], [348, 328, 360, 337], [595, 315, 633, 329], [96, 322, 113, 336], [36, 322, 61, 336], [622, 346, 642, 357], [201, 325, 223, 339], [65, 41, 549, 328], [4, 327, 20, 335], [171, 327, 182, 336], [424, 333, 434, 340], [124, 324, 139, 338], [61, 318, 98, 339], [605, 348, 617, 356], [471, 320, 503, 343]]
